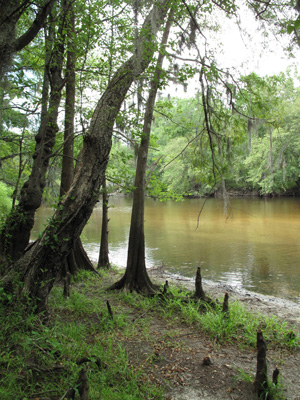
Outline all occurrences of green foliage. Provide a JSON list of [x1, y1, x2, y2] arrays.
[[146, 95, 245, 198], [0, 274, 164, 400], [107, 143, 136, 193], [238, 74, 300, 194], [121, 288, 300, 350], [154, 137, 196, 196], [287, 16, 300, 34], [0, 182, 12, 219], [1, 0, 298, 206], [244, 131, 300, 194]]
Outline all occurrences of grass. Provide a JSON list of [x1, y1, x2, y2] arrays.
[[120, 285, 300, 350], [234, 368, 286, 400], [0, 269, 299, 399], [0, 271, 164, 400]]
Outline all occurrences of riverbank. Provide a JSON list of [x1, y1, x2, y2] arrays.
[[108, 267, 300, 400], [146, 266, 300, 399], [1, 268, 300, 400], [148, 265, 300, 331], [138, 267, 300, 400]]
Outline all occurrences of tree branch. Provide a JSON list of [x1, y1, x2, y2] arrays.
[[161, 129, 205, 171], [14, 0, 57, 52]]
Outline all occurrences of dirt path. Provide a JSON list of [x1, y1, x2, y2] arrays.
[[113, 267, 300, 400], [124, 312, 299, 400]]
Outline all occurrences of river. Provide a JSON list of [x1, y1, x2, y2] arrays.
[[31, 196, 300, 304]]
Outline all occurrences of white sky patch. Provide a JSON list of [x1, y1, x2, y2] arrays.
[[219, 8, 300, 76], [164, 4, 300, 98]]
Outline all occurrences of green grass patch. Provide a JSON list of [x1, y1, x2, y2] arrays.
[[1, 270, 298, 399], [0, 273, 164, 400], [120, 286, 300, 350], [235, 368, 286, 400]]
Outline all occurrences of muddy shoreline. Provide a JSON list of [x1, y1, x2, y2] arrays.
[[148, 265, 300, 331]]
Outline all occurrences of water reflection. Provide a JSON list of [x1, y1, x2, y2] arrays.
[[31, 196, 300, 304]]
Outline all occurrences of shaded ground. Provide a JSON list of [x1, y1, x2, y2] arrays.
[[101, 267, 300, 400], [2, 266, 299, 400]]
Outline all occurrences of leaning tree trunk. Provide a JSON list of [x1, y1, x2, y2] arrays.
[[109, 9, 174, 294], [0, 29, 52, 262], [59, 2, 95, 277], [1, 0, 173, 313], [0, 11, 67, 265]]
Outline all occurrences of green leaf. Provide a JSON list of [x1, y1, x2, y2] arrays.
[[294, 19, 300, 30]]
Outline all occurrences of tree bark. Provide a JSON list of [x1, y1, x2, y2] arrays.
[[98, 178, 110, 269], [59, 2, 95, 277], [194, 267, 206, 299], [254, 330, 270, 399], [60, 5, 76, 199], [193, 267, 215, 305], [0, 0, 56, 79], [222, 292, 229, 313], [11, 129, 26, 209], [0, 5, 67, 265], [1, 0, 173, 313], [109, 9, 174, 294]]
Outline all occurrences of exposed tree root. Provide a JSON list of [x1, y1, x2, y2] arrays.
[[108, 270, 159, 295], [222, 292, 229, 313], [254, 330, 272, 399], [192, 267, 217, 307], [62, 239, 99, 298]]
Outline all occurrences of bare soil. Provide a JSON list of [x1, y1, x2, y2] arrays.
[[103, 267, 300, 400]]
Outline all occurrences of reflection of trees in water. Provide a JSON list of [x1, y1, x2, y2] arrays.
[[256, 256, 271, 279]]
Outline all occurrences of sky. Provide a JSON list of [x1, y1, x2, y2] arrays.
[[164, 3, 300, 98], [219, 7, 300, 76]]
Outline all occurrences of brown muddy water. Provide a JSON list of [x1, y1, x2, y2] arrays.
[[32, 196, 300, 304]]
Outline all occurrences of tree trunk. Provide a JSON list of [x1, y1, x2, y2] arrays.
[[269, 127, 274, 189], [0, 0, 56, 80], [193, 267, 216, 306], [11, 129, 27, 209], [60, 6, 76, 199], [1, 0, 172, 313], [2, 26, 51, 255], [194, 266, 206, 299], [247, 118, 253, 153], [109, 10, 174, 294], [98, 178, 110, 269], [59, 2, 95, 277], [0, 6, 67, 265], [0, 0, 18, 79]]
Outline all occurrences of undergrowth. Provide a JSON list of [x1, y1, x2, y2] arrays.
[[234, 368, 286, 400], [0, 269, 299, 399], [120, 285, 300, 350], [0, 270, 163, 400]]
